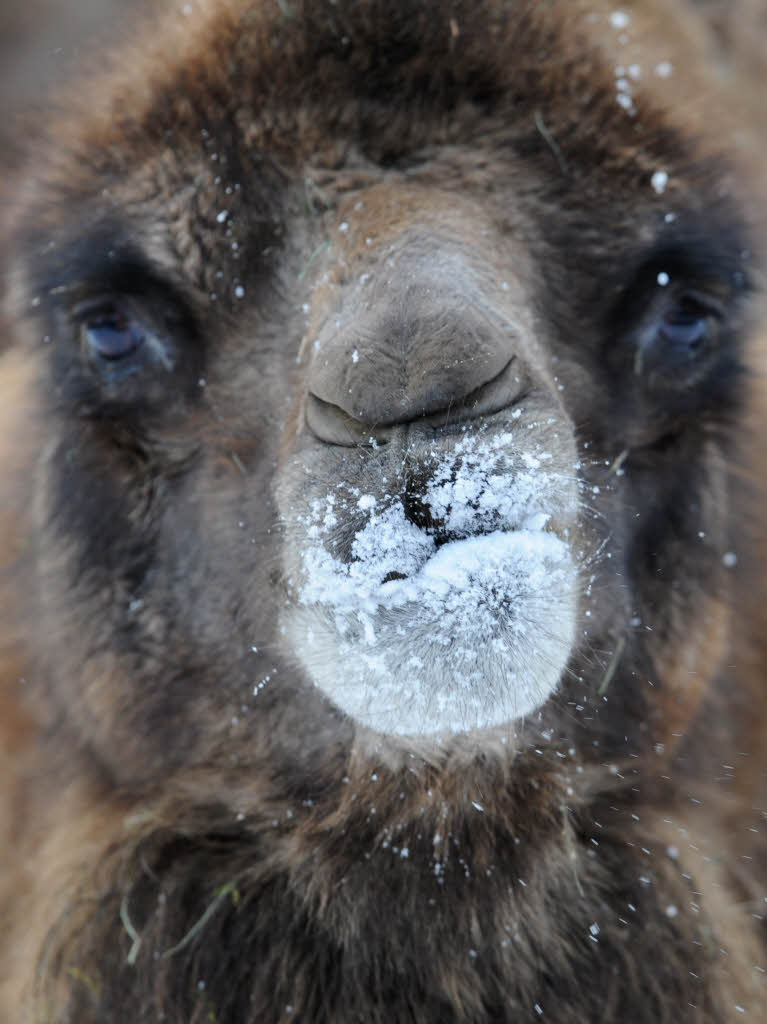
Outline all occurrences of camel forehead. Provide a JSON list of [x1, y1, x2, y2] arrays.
[[41, 1, 689, 204], [16, 1, 742, 329]]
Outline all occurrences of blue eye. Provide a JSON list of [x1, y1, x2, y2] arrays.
[[633, 294, 721, 383], [83, 312, 145, 361], [658, 309, 710, 353]]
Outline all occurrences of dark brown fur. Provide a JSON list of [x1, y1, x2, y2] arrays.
[[1, 1, 767, 1021]]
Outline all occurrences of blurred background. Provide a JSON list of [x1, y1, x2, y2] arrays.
[[0, 0, 150, 170]]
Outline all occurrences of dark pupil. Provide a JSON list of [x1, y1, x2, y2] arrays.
[[86, 313, 144, 360], [659, 310, 708, 351]]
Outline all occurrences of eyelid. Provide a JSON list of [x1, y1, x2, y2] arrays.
[[71, 295, 122, 319], [669, 289, 726, 318], [69, 295, 164, 341]]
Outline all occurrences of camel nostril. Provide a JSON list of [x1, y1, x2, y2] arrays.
[[306, 257, 521, 428], [305, 393, 393, 447], [307, 349, 527, 444]]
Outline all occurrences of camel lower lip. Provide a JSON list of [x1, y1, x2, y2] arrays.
[[291, 526, 577, 735], [288, 431, 578, 734]]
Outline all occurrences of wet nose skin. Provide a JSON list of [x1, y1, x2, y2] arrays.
[[307, 246, 520, 428]]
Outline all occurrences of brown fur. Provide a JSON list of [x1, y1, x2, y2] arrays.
[[1, 1, 767, 1021]]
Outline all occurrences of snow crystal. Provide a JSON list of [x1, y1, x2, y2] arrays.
[[615, 93, 635, 113], [651, 171, 669, 195], [657, 272, 670, 287], [422, 432, 555, 537], [723, 552, 738, 568], [609, 11, 630, 30], [654, 61, 673, 78], [234, 285, 245, 299], [216, 210, 228, 223]]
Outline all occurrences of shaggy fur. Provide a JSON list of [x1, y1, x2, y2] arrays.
[[1, 1, 766, 1021]]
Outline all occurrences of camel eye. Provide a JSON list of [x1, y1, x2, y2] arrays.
[[72, 298, 179, 391], [634, 293, 722, 384], [81, 310, 145, 361], [657, 305, 713, 357]]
